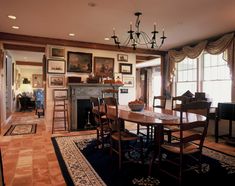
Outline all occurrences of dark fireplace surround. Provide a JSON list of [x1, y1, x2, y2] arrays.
[[68, 83, 122, 131]]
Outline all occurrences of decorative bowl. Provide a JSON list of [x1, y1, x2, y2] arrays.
[[128, 103, 145, 112]]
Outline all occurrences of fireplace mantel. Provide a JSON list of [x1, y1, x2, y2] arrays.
[[68, 83, 122, 130]]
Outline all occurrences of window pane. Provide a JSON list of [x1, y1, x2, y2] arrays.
[[203, 80, 232, 107], [204, 67, 212, 80], [177, 71, 183, 81], [177, 62, 183, 70], [204, 54, 211, 67], [176, 82, 197, 96], [211, 55, 218, 66], [210, 67, 218, 79]]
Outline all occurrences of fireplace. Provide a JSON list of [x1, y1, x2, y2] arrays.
[[68, 83, 122, 131], [77, 99, 95, 130]]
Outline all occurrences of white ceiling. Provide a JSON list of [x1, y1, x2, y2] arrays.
[[1, 0, 235, 51]]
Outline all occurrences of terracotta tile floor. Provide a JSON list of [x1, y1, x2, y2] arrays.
[[0, 111, 234, 186]]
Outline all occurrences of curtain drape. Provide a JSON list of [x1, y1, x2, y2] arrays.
[[168, 33, 235, 83]]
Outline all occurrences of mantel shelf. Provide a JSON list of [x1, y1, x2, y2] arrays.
[[68, 83, 123, 87]]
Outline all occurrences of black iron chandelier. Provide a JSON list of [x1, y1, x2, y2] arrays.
[[111, 12, 167, 50]]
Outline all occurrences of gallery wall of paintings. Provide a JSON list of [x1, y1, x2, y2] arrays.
[[45, 45, 136, 126]]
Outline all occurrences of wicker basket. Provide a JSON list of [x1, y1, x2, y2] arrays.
[[128, 103, 144, 111]]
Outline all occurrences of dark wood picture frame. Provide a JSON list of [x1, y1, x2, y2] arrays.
[[47, 59, 66, 74], [50, 46, 65, 58], [117, 54, 128, 62], [53, 89, 68, 100], [67, 51, 92, 73], [94, 57, 114, 78], [119, 63, 132, 74], [49, 75, 65, 88]]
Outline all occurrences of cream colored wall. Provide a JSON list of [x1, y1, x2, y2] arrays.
[[45, 45, 136, 131]]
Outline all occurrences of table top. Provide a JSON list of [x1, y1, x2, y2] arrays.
[[99, 105, 206, 126]]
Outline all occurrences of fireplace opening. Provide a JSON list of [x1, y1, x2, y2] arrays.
[[77, 99, 96, 130]]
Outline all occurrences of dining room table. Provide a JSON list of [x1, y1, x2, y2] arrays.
[[99, 104, 207, 174]]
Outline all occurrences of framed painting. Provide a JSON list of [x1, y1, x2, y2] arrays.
[[67, 51, 92, 73], [49, 46, 65, 58], [119, 63, 132, 74], [114, 73, 123, 82], [117, 54, 128, 62], [123, 76, 134, 87], [49, 75, 65, 88], [120, 88, 128, 93], [47, 59, 66, 74], [53, 89, 68, 100], [32, 74, 43, 88], [94, 57, 114, 78]]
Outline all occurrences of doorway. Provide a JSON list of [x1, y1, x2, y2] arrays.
[[136, 57, 161, 106], [4, 50, 45, 115]]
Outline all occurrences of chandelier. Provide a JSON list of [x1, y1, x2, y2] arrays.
[[111, 12, 167, 50]]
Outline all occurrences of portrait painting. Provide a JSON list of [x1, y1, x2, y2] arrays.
[[32, 74, 43, 88], [67, 51, 92, 73], [94, 57, 114, 78]]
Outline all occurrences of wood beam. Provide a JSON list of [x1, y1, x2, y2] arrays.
[[3, 43, 45, 52], [136, 55, 159, 63], [16, 61, 42, 66], [0, 32, 166, 56]]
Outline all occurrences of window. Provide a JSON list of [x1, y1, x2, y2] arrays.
[[175, 58, 197, 96], [202, 53, 231, 107], [175, 52, 231, 107]]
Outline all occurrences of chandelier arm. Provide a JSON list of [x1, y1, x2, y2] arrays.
[[111, 11, 166, 49]]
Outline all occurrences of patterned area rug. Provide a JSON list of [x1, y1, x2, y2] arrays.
[[4, 124, 37, 136], [52, 135, 235, 186]]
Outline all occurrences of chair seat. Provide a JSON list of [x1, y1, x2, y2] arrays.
[[112, 131, 139, 141], [162, 142, 200, 154]]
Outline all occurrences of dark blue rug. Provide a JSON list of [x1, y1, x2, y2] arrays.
[[52, 135, 235, 186]]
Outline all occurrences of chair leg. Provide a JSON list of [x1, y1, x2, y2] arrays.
[[97, 129, 100, 148], [118, 140, 122, 170], [137, 123, 140, 135], [101, 128, 104, 149], [168, 131, 172, 143]]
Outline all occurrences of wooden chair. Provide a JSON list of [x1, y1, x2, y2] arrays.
[[171, 96, 189, 111], [137, 95, 167, 142], [103, 97, 143, 170], [90, 97, 110, 149], [153, 96, 167, 109], [101, 88, 119, 103], [164, 96, 190, 142], [157, 101, 211, 185]]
